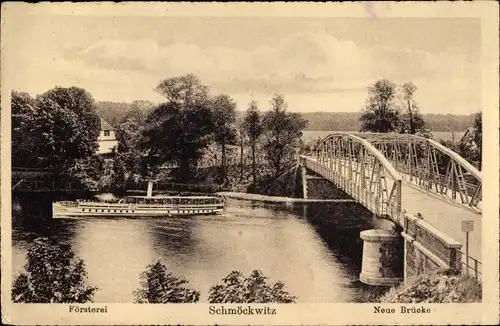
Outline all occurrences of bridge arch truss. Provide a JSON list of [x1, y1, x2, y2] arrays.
[[300, 133, 404, 224], [362, 133, 482, 209]]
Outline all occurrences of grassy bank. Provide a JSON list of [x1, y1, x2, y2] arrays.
[[377, 270, 481, 303], [217, 191, 355, 203]]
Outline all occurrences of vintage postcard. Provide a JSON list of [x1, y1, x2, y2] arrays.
[[1, 1, 499, 325]]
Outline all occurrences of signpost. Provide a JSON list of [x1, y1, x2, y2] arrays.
[[461, 220, 474, 275]]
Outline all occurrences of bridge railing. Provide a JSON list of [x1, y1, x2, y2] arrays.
[[367, 134, 482, 210], [11, 180, 87, 192], [460, 250, 482, 281], [299, 133, 404, 224], [124, 181, 225, 193], [12, 167, 55, 172]]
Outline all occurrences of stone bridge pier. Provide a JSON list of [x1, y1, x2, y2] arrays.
[[357, 214, 462, 286]]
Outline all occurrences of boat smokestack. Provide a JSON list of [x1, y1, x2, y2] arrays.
[[147, 181, 153, 198]]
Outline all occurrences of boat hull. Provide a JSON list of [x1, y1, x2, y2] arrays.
[[52, 202, 224, 218]]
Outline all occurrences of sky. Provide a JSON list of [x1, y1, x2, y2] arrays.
[[4, 10, 482, 114]]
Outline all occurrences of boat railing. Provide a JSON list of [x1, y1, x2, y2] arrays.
[[57, 201, 78, 207], [60, 199, 224, 208]]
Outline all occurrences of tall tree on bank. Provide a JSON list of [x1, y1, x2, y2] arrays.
[[142, 75, 214, 181], [12, 91, 38, 167], [398, 82, 426, 135], [12, 87, 101, 171], [262, 94, 308, 179], [359, 79, 399, 133], [210, 94, 237, 183], [243, 100, 263, 184]]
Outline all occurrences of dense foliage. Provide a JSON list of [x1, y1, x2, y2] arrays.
[[133, 261, 200, 303], [12, 91, 38, 167], [438, 112, 482, 170], [379, 270, 481, 303], [12, 238, 98, 303], [35, 87, 101, 167], [11, 87, 106, 190], [208, 270, 296, 303], [12, 87, 101, 169], [472, 112, 482, 165]]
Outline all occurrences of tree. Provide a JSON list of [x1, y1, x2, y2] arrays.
[[398, 82, 427, 135], [142, 75, 215, 181], [207, 270, 296, 303], [141, 101, 214, 182], [359, 79, 399, 133], [12, 238, 97, 303], [155, 73, 209, 107], [133, 261, 199, 303], [11, 91, 38, 167], [33, 87, 101, 168], [210, 94, 237, 183], [262, 94, 308, 179], [243, 100, 263, 184]]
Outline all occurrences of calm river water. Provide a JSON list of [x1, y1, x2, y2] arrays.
[[12, 199, 393, 303]]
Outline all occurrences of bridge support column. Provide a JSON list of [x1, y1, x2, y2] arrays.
[[301, 166, 308, 199], [147, 181, 153, 198], [359, 229, 403, 286]]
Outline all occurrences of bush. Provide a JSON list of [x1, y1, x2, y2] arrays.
[[12, 237, 98, 303], [208, 270, 296, 303], [133, 261, 200, 303], [379, 270, 481, 303]]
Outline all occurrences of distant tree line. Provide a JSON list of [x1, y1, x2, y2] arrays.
[[13, 238, 296, 304], [98, 104, 476, 133]]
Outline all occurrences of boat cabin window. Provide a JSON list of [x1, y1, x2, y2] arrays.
[[123, 196, 221, 205]]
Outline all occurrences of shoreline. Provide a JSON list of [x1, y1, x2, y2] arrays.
[[216, 192, 355, 204]]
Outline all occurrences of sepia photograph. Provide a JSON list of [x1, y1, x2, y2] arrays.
[[1, 2, 499, 325]]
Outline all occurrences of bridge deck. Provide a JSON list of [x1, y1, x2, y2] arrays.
[[399, 181, 481, 263]]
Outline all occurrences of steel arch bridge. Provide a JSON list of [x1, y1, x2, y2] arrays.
[[298, 132, 482, 224]]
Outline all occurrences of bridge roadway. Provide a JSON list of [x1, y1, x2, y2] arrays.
[[303, 157, 482, 268]]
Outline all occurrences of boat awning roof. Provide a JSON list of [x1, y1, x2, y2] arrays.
[[127, 196, 221, 199]]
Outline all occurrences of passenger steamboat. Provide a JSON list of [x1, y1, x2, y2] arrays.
[[52, 182, 225, 218]]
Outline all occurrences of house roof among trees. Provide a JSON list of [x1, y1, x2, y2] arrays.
[[100, 117, 114, 131]]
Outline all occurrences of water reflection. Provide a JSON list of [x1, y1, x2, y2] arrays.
[[12, 199, 393, 303]]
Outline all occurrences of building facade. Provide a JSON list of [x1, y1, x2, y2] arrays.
[[97, 117, 118, 155]]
